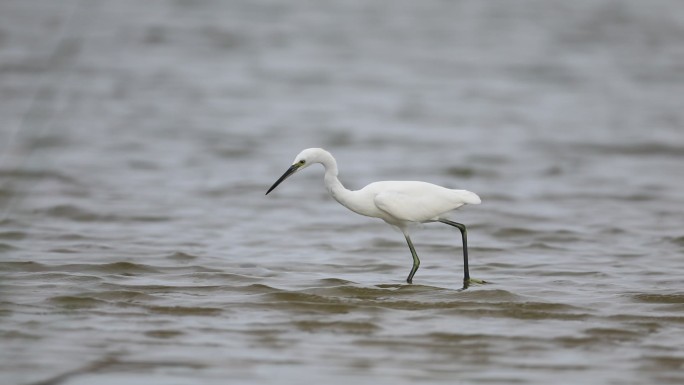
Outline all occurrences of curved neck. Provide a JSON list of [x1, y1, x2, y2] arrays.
[[318, 152, 354, 206], [324, 170, 346, 196]]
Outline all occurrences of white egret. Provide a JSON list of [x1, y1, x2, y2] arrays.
[[266, 148, 484, 288]]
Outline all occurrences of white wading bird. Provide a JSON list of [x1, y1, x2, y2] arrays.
[[266, 148, 485, 288]]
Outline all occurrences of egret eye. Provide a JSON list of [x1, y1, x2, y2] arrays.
[[299, 160, 306, 165]]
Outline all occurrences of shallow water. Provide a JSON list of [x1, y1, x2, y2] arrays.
[[2, 0, 684, 384]]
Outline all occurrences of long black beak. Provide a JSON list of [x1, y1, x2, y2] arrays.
[[265, 164, 299, 195]]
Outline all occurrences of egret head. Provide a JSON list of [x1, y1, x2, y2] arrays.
[[265, 148, 328, 195]]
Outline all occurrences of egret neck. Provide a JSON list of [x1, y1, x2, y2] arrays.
[[320, 152, 356, 210]]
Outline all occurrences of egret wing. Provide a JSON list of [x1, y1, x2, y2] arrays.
[[374, 185, 471, 222]]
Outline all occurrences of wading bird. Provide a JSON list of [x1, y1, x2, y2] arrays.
[[266, 148, 484, 289]]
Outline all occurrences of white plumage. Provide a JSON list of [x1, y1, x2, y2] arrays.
[[373, 182, 480, 224], [266, 148, 484, 288]]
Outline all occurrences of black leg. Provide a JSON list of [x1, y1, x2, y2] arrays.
[[438, 219, 471, 286], [404, 233, 420, 284]]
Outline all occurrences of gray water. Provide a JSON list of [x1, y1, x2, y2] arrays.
[[2, 1, 684, 384]]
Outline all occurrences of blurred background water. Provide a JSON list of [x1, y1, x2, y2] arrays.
[[1, 0, 684, 384]]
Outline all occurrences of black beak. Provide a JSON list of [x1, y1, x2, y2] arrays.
[[265, 164, 299, 195]]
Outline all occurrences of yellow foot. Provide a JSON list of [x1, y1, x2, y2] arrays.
[[467, 278, 487, 285], [460, 278, 488, 290]]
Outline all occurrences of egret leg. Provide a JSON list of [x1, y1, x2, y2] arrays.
[[438, 219, 483, 288], [404, 233, 420, 284]]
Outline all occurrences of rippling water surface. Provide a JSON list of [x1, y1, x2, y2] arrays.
[[2, 1, 684, 384]]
